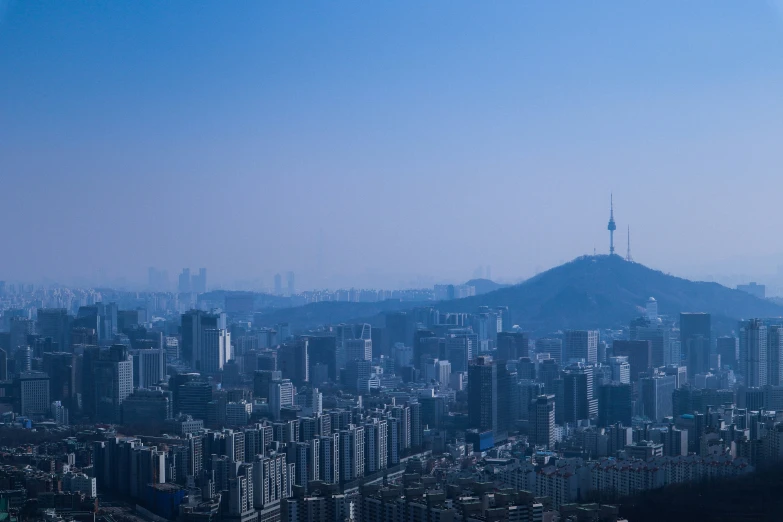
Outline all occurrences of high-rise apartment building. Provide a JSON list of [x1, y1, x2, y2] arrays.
[[740, 319, 767, 387]]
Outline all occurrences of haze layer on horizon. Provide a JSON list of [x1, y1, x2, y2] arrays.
[[2, 1, 783, 290]]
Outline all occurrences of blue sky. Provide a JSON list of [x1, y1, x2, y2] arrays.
[[2, 1, 783, 289]]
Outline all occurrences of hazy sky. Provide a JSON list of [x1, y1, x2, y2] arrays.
[[3, 1, 783, 290]]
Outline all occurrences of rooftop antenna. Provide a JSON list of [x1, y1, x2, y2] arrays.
[[626, 225, 633, 262]]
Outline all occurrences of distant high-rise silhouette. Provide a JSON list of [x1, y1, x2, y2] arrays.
[[681, 313, 711, 379], [607, 193, 616, 255], [286, 271, 295, 296]]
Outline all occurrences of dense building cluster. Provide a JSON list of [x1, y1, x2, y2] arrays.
[[0, 267, 782, 522]]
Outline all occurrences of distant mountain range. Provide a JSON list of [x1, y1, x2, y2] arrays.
[[252, 255, 783, 334]]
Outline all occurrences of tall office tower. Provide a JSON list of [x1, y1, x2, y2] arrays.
[[117, 310, 140, 334], [633, 322, 671, 367], [446, 332, 476, 373], [318, 434, 339, 484], [278, 339, 309, 385], [90, 345, 133, 423], [42, 352, 76, 410], [100, 302, 119, 341], [386, 311, 415, 353], [535, 338, 563, 363], [646, 297, 659, 323], [560, 364, 598, 424], [528, 395, 556, 449], [178, 269, 192, 293], [363, 419, 388, 474], [740, 319, 768, 387], [497, 332, 529, 361], [303, 336, 337, 381], [345, 338, 372, 363], [199, 328, 231, 373], [681, 312, 711, 378], [16, 371, 50, 417], [516, 380, 543, 421], [286, 272, 295, 297], [413, 330, 439, 370], [36, 309, 70, 353], [612, 340, 652, 382], [339, 425, 365, 482], [181, 310, 224, 368], [9, 317, 34, 351], [269, 379, 294, 420], [496, 363, 516, 439], [598, 383, 632, 427], [538, 359, 560, 395], [273, 274, 283, 296], [716, 336, 739, 370], [467, 356, 497, 436], [192, 268, 207, 294], [563, 330, 598, 364], [639, 374, 676, 422], [608, 356, 631, 384], [768, 326, 783, 386], [132, 348, 166, 389]]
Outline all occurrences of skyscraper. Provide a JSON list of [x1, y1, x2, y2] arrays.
[[467, 356, 497, 437], [286, 272, 295, 297], [535, 338, 563, 364], [91, 345, 134, 423], [680, 313, 711, 378], [178, 269, 192, 293], [37, 309, 70, 353], [740, 319, 767, 387], [716, 336, 738, 370], [563, 330, 598, 364], [611, 340, 651, 382], [529, 395, 555, 449], [598, 383, 632, 426], [199, 329, 231, 373], [639, 374, 676, 422], [278, 339, 309, 385], [560, 363, 598, 423], [633, 322, 670, 368], [181, 310, 224, 370], [497, 332, 529, 361], [274, 274, 283, 296]]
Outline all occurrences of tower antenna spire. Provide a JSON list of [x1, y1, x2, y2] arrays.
[[626, 225, 633, 262], [607, 193, 616, 255]]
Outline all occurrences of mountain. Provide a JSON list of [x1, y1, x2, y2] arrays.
[[440, 255, 783, 333], [253, 255, 783, 334], [464, 278, 507, 295]]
